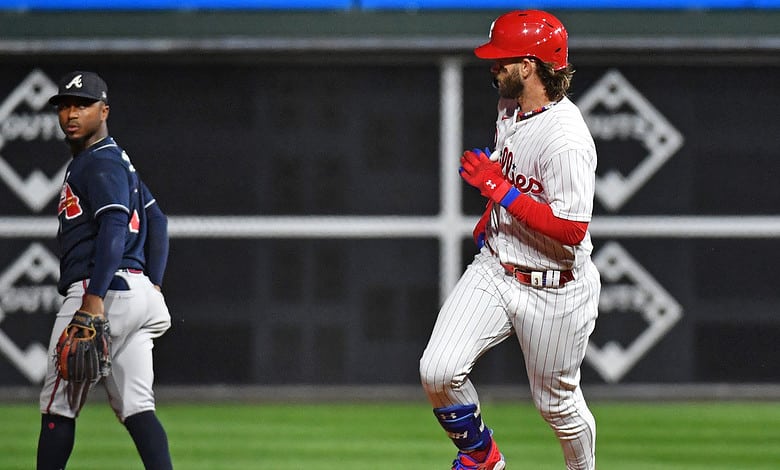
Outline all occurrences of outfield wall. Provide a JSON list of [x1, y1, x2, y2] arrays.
[[0, 10, 779, 391]]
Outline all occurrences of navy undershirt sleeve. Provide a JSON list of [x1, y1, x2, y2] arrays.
[[86, 210, 128, 297], [89, 159, 130, 216], [144, 201, 169, 287]]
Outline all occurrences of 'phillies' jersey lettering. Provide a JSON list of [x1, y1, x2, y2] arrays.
[[498, 147, 544, 195]]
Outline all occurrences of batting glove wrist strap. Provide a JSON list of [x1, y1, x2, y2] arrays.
[[498, 186, 521, 207]]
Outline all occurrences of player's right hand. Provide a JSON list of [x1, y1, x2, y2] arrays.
[[459, 148, 512, 202]]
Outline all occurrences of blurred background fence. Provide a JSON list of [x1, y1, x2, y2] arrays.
[[0, 2, 779, 399]]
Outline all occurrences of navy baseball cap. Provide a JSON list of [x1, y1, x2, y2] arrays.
[[49, 71, 108, 105]]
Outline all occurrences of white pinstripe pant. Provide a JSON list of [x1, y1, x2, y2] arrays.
[[420, 248, 600, 470]]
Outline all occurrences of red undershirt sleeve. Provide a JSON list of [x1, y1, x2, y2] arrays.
[[504, 196, 588, 245]]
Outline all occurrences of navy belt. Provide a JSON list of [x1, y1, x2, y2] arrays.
[[109, 276, 130, 290], [109, 269, 143, 290]]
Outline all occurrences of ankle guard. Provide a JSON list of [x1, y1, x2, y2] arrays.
[[433, 404, 492, 451]]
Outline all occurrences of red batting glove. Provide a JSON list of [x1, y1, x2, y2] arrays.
[[459, 149, 512, 203]]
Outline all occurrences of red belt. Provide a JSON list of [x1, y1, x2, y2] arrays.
[[500, 262, 574, 288]]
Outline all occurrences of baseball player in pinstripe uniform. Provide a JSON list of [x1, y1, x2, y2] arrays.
[[37, 71, 173, 470], [420, 11, 600, 470]]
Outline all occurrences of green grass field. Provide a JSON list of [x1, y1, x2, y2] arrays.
[[3, 400, 779, 469]]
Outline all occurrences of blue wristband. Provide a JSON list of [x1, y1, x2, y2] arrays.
[[499, 186, 521, 207]]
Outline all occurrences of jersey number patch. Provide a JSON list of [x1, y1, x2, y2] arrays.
[[128, 210, 140, 233]]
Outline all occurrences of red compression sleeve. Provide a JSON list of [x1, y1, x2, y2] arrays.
[[504, 196, 588, 245]]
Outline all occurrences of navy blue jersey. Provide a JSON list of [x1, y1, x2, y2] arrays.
[[56, 136, 155, 294]]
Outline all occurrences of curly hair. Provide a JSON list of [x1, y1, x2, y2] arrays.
[[534, 59, 575, 102]]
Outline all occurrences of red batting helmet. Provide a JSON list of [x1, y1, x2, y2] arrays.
[[474, 10, 569, 71]]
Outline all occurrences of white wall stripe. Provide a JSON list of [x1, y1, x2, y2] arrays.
[[3, 215, 780, 238]]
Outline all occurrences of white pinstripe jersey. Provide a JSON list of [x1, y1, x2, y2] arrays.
[[485, 96, 597, 271]]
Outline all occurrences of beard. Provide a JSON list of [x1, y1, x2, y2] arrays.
[[494, 68, 524, 100]]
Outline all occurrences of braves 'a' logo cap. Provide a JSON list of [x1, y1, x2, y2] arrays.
[[48, 71, 108, 106]]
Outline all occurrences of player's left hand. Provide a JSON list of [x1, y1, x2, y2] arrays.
[[55, 310, 112, 410], [459, 148, 512, 202], [473, 202, 493, 248]]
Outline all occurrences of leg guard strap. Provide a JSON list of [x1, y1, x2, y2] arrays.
[[433, 404, 492, 451]]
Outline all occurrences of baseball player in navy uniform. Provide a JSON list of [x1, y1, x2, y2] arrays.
[[37, 71, 174, 470], [420, 11, 600, 470]]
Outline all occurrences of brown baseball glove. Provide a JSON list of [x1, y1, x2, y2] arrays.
[[55, 310, 111, 410]]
